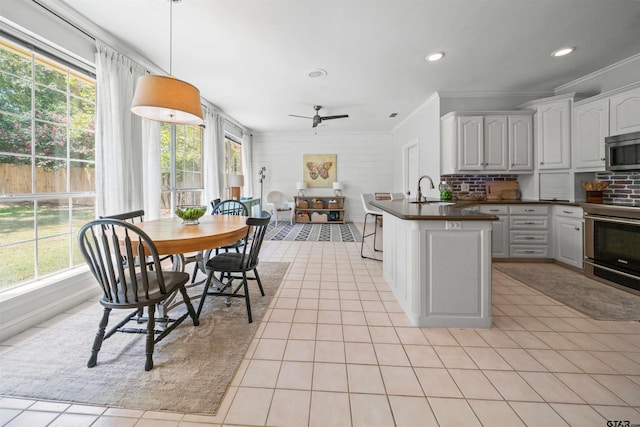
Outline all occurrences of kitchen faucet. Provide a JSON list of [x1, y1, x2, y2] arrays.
[[416, 175, 435, 203]]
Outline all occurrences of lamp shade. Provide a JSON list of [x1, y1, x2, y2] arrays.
[[296, 181, 307, 190], [131, 75, 204, 125], [333, 181, 343, 190], [228, 174, 244, 187]]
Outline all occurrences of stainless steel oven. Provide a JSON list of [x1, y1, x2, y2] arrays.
[[584, 204, 640, 294], [605, 131, 640, 171]]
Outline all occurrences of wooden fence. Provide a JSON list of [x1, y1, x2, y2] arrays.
[[0, 164, 95, 194]]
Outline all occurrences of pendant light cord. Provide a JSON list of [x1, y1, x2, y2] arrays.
[[169, 0, 173, 75]]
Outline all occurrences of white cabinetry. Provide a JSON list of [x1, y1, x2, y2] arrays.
[[479, 205, 509, 258], [610, 86, 640, 136], [441, 111, 533, 174], [573, 98, 609, 171], [536, 100, 571, 169], [553, 206, 583, 269], [509, 205, 550, 257]]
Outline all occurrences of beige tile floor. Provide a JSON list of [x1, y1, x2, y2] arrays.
[[1, 230, 640, 426]]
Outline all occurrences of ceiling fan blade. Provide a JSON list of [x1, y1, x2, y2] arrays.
[[289, 114, 313, 119], [320, 114, 349, 120]]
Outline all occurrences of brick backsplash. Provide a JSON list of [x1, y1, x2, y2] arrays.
[[440, 174, 518, 199], [595, 171, 640, 207]]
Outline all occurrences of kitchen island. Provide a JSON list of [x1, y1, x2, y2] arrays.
[[370, 199, 498, 328]]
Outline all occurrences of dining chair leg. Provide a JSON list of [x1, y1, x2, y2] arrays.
[[88, 307, 111, 368], [242, 272, 253, 323], [145, 304, 155, 371], [361, 213, 382, 261], [196, 271, 215, 319], [179, 286, 200, 326], [254, 268, 265, 296]]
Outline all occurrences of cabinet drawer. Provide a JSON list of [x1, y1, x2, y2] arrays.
[[554, 206, 583, 219], [510, 245, 549, 257], [479, 205, 509, 215], [509, 216, 549, 229], [509, 205, 549, 215], [510, 230, 549, 244]]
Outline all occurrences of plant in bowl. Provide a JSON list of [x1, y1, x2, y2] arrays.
[[175, 205, 207, 225]]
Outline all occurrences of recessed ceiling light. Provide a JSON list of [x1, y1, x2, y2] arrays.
[[551, 47, 575, 57], [306, 68, 327, 78], [425, 52, 444, 62]]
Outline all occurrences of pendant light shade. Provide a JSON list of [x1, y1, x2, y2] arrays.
[[131, 75, 204, 125]]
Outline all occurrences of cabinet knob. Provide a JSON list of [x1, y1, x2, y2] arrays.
[[601, 158, 606, 161], [575, 227, 581, 231], [540, 162, 544, 165]]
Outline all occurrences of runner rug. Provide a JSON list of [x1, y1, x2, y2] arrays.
[[494, 262, 640, 321], [266, 222, 362, 242], [0, 262, 289, 415]]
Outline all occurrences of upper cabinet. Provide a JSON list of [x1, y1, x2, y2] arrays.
[[610, 86, 640, 136], [441, 111, 533, 174], [573, 98, 609, 171], [536, 99, 571, 170]]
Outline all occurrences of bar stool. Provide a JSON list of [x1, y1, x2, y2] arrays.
[[360, 193, 383, 261]]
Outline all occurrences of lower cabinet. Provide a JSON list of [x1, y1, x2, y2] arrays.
[[479, 205, 509, 258], [509, 205, 550, 258], [553, 206, 583, 269]]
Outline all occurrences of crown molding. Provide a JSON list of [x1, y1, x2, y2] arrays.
[[438, 90, 554, 99], [390, 92, 441, 134], [555, 51, 640, 93]]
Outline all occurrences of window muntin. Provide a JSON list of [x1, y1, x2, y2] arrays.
[[0, 36, 95, 292], [160, 122, 203, 216]]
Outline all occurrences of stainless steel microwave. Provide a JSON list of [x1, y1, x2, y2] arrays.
[[606, 131, 640, 171]]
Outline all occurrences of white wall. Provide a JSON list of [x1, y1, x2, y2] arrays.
[[390, 94, 441, 199], [251, 132, 393, 222]]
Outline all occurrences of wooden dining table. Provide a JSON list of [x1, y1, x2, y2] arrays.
[[133, 215, 249, 315]]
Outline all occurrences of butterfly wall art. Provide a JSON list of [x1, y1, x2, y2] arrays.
[[303, 154, 337, 188]]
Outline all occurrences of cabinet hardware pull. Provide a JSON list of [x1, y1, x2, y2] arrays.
[[490, 209, 499, 212], [524, 221, 536, 224], [525, 209, 534, 212], [601, 158, 605, 161], [524, 250, 535, 254], [562, 210, 573, 214], [524, 237, 536, 240]]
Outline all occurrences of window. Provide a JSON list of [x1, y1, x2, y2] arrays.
[[0, 37, 96, 291], [160, 122, 204, 216], [224, 135, 242, 176]]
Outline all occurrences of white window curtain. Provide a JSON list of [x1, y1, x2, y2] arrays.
[[142, 119, 161, 219], [241, 131, 253, 198], [203, 109, 225, 207], [95, 40, 159, 217]]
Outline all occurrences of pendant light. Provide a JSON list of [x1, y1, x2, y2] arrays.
[[131, 0, 204, 125]]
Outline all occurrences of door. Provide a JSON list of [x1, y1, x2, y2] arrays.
[[404, 142, 419, 198], [555, 218, 583, 268], [509, 115, 533, 171], [574, 99, 608, 170], [457, 116, 484, 170], [484, 115, 508, 170]]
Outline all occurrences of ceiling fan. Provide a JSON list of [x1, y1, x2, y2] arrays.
[[289, 105, 349, 128]]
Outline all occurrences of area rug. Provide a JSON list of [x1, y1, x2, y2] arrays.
[[494, 262, 640, 321], [0, 262, 289, 415], [266, 221, 362, 242]]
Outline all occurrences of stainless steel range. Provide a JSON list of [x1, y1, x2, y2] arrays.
[[583, 203, 640, 295]]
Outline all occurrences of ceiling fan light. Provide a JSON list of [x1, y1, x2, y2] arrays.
[[426, 51, 444, 62], [131, 75, 204, 125], [551, 47, 575, 57]]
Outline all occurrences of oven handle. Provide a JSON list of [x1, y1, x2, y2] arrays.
[[584, 214, 640, 227], [583, 259, 640, 281]]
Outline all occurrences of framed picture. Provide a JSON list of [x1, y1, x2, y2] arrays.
[[303, 154, 336, 188]]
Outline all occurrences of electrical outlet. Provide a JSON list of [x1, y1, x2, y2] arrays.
[[446, 221, 461, 230], [461, 183, 470, 192]]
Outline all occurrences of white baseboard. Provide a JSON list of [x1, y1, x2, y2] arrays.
[[0, 268, 100, 343]]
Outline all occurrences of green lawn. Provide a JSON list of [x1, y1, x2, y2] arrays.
[[0, 202, 95, 291]]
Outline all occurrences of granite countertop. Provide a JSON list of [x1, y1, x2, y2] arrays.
[[370, 200, 499, 221], [370, 198, 585, 221]]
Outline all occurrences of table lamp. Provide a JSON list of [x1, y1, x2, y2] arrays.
[[333, 181, 343, 196], [228, 174, 244, 200], [296, 181, 307, 197]]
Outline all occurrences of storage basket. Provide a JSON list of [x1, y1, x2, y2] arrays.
[[311, 212, 328, 223], [296, 213, 309, 222], [298, 201, 309, 209], [328, 201, 339, 209], [312, 201, 324, 209]]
